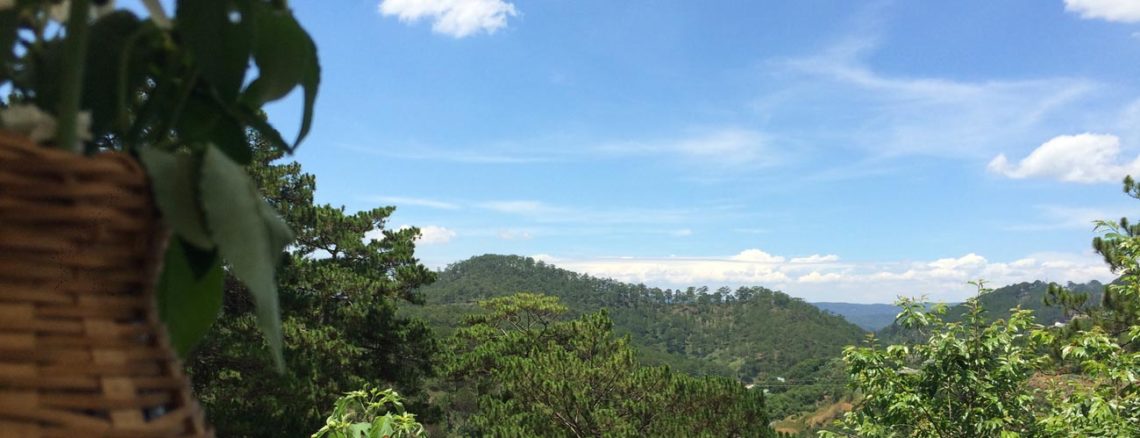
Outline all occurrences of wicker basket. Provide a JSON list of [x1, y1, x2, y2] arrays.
[[0, 131, 211, 437]]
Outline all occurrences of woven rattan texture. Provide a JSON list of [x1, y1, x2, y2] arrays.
[[0, 132, 211, 437]]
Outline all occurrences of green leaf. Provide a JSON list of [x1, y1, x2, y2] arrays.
[[297, 48, 320, 149], [236, 105, 290, 153], [176, 0, 253, 101], [244, 4, 312, 104], [138, 147, 214, 249], [348, 422, 370, 437], [243, 3, 321, 149], [0, 9, 20, 81], [156, 236, 224, 356], [83, 11, 150, 135], [23, 40, 65, 115], [177, 95, 252, 164], [200, 144, 294, 370], [211, 113, 250, 164]]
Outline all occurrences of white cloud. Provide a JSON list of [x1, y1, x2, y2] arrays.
[[1011, 258, 1038, 268], [730, 249, 786, 263], [1065, 0, 1140, 23], [988, 133, 1140, 183], [670, 228, 693, 237], [497, 229, 533, 240], [535, 248, 1113, 303], [790, 254, 840, 263], [477, 200, 693, 225], [531, 254, 558, 263], [378, 0, 518, 38], [371, 225, 457, 245], [927, 253, 987, 271], [368, 195, 460, 210], [798, 271, 843, 283], [417, 225, 457, 244]]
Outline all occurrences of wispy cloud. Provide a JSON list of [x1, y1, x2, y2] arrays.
[[1007, 204, 1128, 231], [341, 143, 557, 164], [497, 229, 533, 240], [378, 0, 519, 38], [477, 200, 695, 225], [366, 195, 461, 210], [593, 127, 782, 170], [734, 227, 771, 235], [770, 36, 1100, 161]]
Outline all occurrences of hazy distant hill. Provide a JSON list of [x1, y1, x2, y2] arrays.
[[404, 254, 867, 418], [812, 302, 901, 331], [877, 280, 1105, 341]]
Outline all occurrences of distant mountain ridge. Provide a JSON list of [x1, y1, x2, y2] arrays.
[[811, 302, 901, 331]]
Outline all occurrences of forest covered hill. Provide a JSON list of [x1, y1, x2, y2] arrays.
[[404, 254, 866, 418]]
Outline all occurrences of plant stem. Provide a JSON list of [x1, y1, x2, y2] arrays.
[[57, 0, 92, 153], [140, 0, 171, 29]]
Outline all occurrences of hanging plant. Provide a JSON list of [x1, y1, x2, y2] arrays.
[[0, 0, 321, 367]]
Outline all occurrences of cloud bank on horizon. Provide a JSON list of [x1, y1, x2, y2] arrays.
[[528, 249, 1113, 304]]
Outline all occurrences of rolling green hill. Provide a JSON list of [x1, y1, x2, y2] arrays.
[[403, 254, 867, 418]]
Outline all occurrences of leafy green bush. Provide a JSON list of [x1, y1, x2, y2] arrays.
[[312, 388, 424, 438], [826, 177, 1140, 437]]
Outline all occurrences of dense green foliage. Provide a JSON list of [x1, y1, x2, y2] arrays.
[[946, 281, 1104, 325], [436, 293, 776, 437], [406, 254, 865, 418], [876, 280, 1105, 343], [828, 177, 1140, 437], [189, 140, 439, 436], [830, 284, 1139, 437], [828, 284, 1046, 436]]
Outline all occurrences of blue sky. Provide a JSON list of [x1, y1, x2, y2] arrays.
[[264, 0, 1140, 303]]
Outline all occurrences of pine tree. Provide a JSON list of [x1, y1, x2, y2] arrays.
[[442, 293, 776, 437], [188, 134, 439, 436]]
